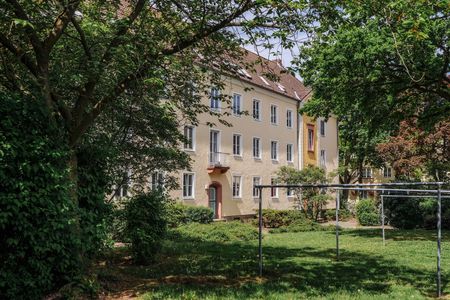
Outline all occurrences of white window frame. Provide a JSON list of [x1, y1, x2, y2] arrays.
[[232, 93, 242, 116], [182, 172, 195, 199], [287, 187, 294, 197], [150, 172, 164, 191], [286, 109, 293, 128], [253, 137, 261, 159], [232, 175, 242, 198], [362, 167, 373, 178], [270, 104, 278, 125], [287, 143, 293, 163], [232, 133, 242, 156], [307, 125, 315, 152], [253, 99, 261, 121], [383, 167, 392, 178], [270, 140, 278, 161], [320, 149, 326, 168], [183, 125, 195, 151], [271, 177, 278, 198], [320, 120, 326, 136], [210, 87, 221, 111], [252, 176, 261, 198], [115, 169, 131, 198]]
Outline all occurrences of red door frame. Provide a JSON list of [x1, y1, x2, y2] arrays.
[[208, 181, 222, 219]]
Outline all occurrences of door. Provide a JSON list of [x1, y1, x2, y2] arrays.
[[209, 186, 217, 218]]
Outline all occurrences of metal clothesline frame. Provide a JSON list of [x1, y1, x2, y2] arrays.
[[254, 181, 448, 297]]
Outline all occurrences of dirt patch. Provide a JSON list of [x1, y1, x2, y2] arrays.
[[321, 218, 393, 229]]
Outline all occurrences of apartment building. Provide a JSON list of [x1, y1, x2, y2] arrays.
[[165, 50, 339, 219], [348, 166, 395, 201]]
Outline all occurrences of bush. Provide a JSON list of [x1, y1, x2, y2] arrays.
[[172, 221, 258, 243], [124, 191, 167, 264], [269, 218, 329, 233], [184, 206, 214, 224], [385, 197, 424, 229], [324, 209, 352, 221], [260, 209, 305, 228], [0, 93, 81, 298], [356, 199, 380, 226], [166, 203, 213, 226]]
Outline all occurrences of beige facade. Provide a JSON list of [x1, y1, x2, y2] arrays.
[[168, 58, 339, 218], [349, 166, 395, 201]]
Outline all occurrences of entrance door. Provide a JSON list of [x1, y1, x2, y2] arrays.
[[209, 186, 217, 218]]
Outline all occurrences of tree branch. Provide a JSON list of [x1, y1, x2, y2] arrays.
[[43, 0, 81, 53], [70, 17, 91, 59], [0, 32, 38, 76]]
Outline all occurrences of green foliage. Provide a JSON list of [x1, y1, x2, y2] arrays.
[[0, 93, 80, 298], [260, 209, 305, 228], [269, 218, 330, 233], [324, 209, 352, 222], [166, 203, 214, 226], [171, 221, 258, 243], [276, 166, 332, 221], [184, 206, 214, 224], [356, 199, 380, 226], [124, 191, 167, 264]]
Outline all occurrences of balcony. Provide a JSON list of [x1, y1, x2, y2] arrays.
[[207, 152, 230, 174]]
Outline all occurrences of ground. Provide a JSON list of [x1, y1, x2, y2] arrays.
[[97, 228, 449, 299]]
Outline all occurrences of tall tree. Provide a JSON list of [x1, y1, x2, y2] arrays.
[[295, 0, 449, 187]]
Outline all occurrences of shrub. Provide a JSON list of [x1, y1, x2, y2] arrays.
[[0, 93, 81, 298], [166, 202, 187, 227], [384, 197, 424, 229], [269, 218, 329, 233], [260, 209, 305, 228], [124, 191, 167, 264], [184, 206, 214, 224], [356, 199, 380, 226], [172, 221, 259, 243], [324, 209, 352, 221]]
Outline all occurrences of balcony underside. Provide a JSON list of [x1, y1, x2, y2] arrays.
[[207, 166, 230, 174]]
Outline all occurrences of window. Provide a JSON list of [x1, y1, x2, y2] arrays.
[[253, 137, 261, 159], [252, 176, 261, 198], [253, 99, 261, 120], [287, 144, 293, 162], [232, 93, 242, 116], [307, 125, 315, 152], [362, 167, 373, 178], [183, 126, 195, 150], [383, 167, 392, 178], [287, 187, 294, 197], [271, 177, 278, 198], [271, 141, 278, 160], [151, 172, 164, 190], [320, 149, 326, 168], [286, 110, 293, 128], [210, 87, 220, 111], [232, 175, 242, 198], [182, 173, 194, 198], [233, 134, 242, 156], [115, 170, 131, 198], [270, 105, 278, 124], [320, 120, 326, 136], [361, 190, 369, 199]]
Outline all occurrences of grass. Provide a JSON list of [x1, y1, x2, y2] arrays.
[[97, 227, 449, 299]]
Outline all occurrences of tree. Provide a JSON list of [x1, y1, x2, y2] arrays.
[[276, 165, 332, 221], [377, 118, 450, 181], [295, 0, 449, 188], [0, 0, 311, 295]]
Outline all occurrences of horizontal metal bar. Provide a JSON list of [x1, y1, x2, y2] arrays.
[[380, 195, 450, 199], [334, 187, 450, 194], [255, 182, 447, 189]]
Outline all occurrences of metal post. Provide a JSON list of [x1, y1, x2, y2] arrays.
[[437, 185, 442, 297], [335, 190, 340, 260], [381, 192, 385, 246], [258, 187, 263, 277]]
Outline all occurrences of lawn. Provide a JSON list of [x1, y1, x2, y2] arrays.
[[98, 228, 449, 299]]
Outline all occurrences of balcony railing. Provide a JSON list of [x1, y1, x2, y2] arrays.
[[208, 152, 229, 168]]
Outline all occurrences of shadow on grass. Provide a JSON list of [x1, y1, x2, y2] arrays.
[[97, 230, 447, 299], [339, 228, 450, 242]]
